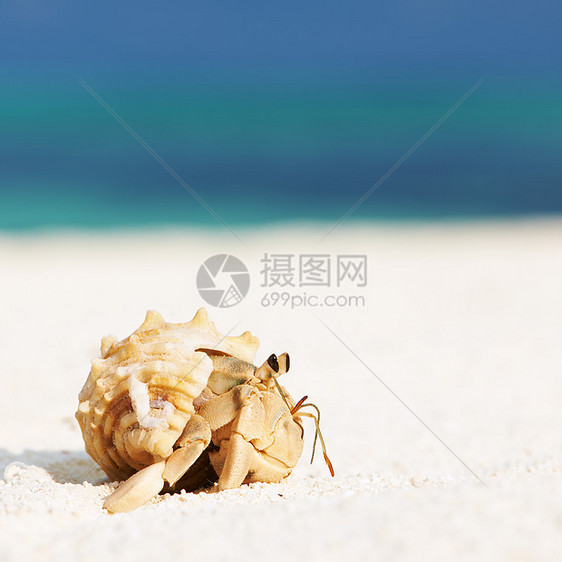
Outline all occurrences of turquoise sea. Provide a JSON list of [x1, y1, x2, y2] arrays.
[[1, 70, 561, 230]]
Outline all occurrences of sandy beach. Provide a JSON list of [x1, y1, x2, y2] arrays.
[[1, 218, 561, 560]]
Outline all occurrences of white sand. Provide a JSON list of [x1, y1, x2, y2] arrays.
[[1, 219, 561, 561]]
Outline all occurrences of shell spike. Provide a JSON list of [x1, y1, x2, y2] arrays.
[[240, 331, 256, 343], [128, 334, 142, 353], [101, 336, 117, 357], [138, 310, 166, 332], [90, 359, 105, 377], [191, 307, 212, 327]]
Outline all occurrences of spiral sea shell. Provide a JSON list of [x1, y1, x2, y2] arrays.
[[76, 308, 259, 482]]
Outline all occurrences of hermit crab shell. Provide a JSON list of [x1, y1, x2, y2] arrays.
[[76, 308, 259, 481]]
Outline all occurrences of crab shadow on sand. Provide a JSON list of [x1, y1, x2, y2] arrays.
[[0, 448, 107, 485], [0, 448, 219, 498]]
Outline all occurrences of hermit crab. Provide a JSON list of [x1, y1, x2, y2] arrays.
[[76, 308, 333, 512]]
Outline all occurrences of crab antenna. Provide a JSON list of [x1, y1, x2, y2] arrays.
[[290, 395, 308, 415], [296, 401, 321, 461], [293, 403, 335, 477], [297, 406, 319, 463], [309, 402, 320, 463]]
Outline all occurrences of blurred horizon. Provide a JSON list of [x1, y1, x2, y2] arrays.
[[1, 1, 561, 230]]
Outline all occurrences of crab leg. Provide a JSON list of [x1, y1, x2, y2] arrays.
[[103, 460, 166, 513], [162, 414, 211, 485], [218, 433, 255, 490], [217, 392, 266, 490], [198, 384, 267, 490], [104, 414, 211, 513]]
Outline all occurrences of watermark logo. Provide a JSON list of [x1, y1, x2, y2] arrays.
[[260, 254, 367, 287], [259, 253, 367, 308], [196, 254, 250, 308], [196, 253, 366, 309]]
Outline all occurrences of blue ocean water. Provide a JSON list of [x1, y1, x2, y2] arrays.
[[1, 70, 561, 230]]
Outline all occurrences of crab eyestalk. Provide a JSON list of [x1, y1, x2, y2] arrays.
[[254, 353, 290, 382]]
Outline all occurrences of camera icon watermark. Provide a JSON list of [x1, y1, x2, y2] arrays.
[[196, 254, 250, 308]]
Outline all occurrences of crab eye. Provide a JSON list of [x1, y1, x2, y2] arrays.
[[267, 353, 279, 373]]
